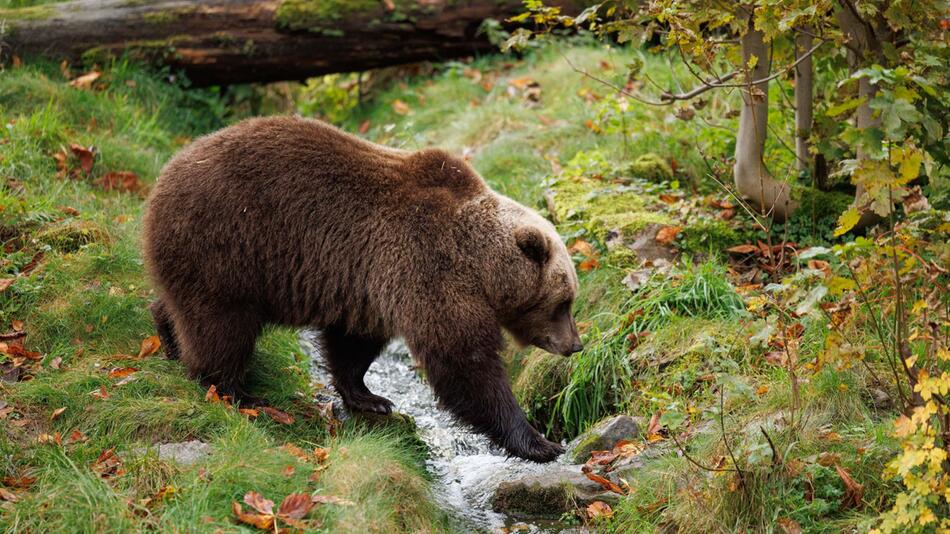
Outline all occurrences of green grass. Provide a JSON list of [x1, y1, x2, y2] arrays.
[[0, 59, 447, 533]]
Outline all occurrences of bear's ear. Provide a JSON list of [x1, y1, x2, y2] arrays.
[[514, 227, 549, 265]]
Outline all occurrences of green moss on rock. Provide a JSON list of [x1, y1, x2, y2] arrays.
[[628, 152, 673, 182], [274, 0, 381, 32], [679, 219, 745, 254], [514, 350, 571, 439], [35, 220, 111, 253]]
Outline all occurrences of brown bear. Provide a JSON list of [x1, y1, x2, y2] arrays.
[[142, 116, 583, 462]]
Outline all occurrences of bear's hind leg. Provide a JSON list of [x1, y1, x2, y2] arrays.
[[320, 325, 393, 415], [175, 306, 262, 401], [149, 299, 180, 360]]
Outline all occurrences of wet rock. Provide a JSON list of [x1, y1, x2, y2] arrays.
[[145, 440, 211, 465], [566, 415, 643, 464], [492, 464, 619, 519]]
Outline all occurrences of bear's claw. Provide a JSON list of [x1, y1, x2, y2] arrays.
[[506, 430, 564, 463], [342, 391, 395, 415]]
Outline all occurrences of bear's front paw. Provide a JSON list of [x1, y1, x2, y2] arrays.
[[341, 391, 395, 415], [507, 431, 564, 463]]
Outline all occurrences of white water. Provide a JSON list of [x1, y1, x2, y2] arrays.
[[300, 331, 564, 532]]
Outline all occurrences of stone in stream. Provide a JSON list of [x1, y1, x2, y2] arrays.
[[491, 464, 621, 519], [565, 415, 644, 464]]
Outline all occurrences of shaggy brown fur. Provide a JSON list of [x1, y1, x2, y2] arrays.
[[143, 116, 582, 462]]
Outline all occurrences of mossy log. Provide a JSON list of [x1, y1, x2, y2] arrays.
[[1, 0, 582, 86]]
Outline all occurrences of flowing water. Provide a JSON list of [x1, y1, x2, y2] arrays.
[[300, 331, 568, 532]]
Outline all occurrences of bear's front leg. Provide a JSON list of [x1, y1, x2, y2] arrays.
[[409, 332, 563, 463]]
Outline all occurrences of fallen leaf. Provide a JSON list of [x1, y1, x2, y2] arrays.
[[59, 206, 80, 216], [578, 257, 600, 272], [391, 99, 411, 115], [835, 464, 863, 509], [93, 448, 124, 478], [311, 494, 354, 506], [277, 492, 313, 519], [96, 171, 142, 193], [11, 320, 23, 332], [2, 475, 35, 489], [50, 357, 62, 369], [777, 517, 803, 534], [205, 384, 222, 403], [108, 367, 138, 379], [232, 501, 274, 530], [817, 452, 840, 467], [68, 429, 88, 443], [312, 448, 330, 463], [69, 70, 101, 89], [50, 407, 66, 420], [244, 491, 274, 515], [0, 279, 14, 292], [261, 406, 295, 425], [655, 225, 682, 245], [0, 488, 18, 502], [90, 385, 109, 399], [568, 239, 596, 257], [239, 408, 259, 418], [755, 385, 769, 396], [583, 472, 626, 495], [137, 335, 161, 358], [727, 244, 759, 254], [358, 120, 371, 134], [69, 143, 95, 174], [37, 432, 62, 445], [587, 500, 613, 520], [282, 465, 295, 477]]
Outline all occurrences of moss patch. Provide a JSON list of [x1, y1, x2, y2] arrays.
[[275, 0, 382, 32], [629, 152, 673, 182], [34, 220, 111, 253]]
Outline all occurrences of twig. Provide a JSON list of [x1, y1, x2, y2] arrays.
[[670, 432, 736, 473], [760, 426, 781, 467], [0, 331, 26, 341], [720, 388, 747, 487]]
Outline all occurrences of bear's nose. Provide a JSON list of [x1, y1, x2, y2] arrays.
[[567, 339, 584, 355]]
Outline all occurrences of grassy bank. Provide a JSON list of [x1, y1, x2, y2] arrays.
[[0, 60, 448, 532]]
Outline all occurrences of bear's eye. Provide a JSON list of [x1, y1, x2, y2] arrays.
[[552, 300, 571, 319]]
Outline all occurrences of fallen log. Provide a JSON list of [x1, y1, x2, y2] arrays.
[[0, 0, 581, 86]]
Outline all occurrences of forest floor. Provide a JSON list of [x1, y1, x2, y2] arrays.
[[0, 41, 920, 532]]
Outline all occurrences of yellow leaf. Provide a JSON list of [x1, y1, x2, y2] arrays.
[[834, 208, 861, 237], [892, 146, 923, 185], [827, 276, 856, 296]]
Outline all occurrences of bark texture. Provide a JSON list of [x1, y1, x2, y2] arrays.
[[733, 13, 797, 222], [1, 0, 579, 86], [794, 28, 814, 178]]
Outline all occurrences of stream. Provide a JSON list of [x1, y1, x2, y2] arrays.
[[299, 331, 575, 533]]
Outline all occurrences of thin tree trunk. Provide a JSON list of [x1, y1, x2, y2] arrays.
[[1, 0, 581, 86], [733, 11, 797, 222], [794, 28, 814, 181]]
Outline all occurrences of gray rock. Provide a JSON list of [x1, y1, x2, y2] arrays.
[[566, 415, 643, 464], [491, 464, 618, 519], [147, 440, 212, 466]]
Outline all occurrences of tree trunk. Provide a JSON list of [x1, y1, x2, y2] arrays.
[[0, 0, 579, 86], [733, 11, 797, 223], [835, 2, 893, 229], [794, 28, 815, 182]]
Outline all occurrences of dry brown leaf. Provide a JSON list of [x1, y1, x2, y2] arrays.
[[108, 367, 138, 379], [244, 491, 274, 515], [0, 488, 18, 502], [96, 171, 142, 193], [313, 447, 330, 463], [232, 501, 274, 530], [261, 406, 295, 425], [655, 225, 682, 245], [37, 432, 62, 445], [0, 279, 14, 292], [583, 472, 626, 495], [49, 356, 62, 369], [777, 517, 803, 534], [137, 335, 161, 358], [239, 408, 259, 418], [311, 494, 354, 506], [568, 239, 596, 257], [69, 143, 95, 174], [282, 465, 295, 477], [817, 452, 840, 467], [277, 492, 313, 519], [205, 384, 222, 403], [727, 244, 759, 254], [358, 120, 371, 134], [68, 429, 88, 443], [587, 500, 613, 520], [50, 407, 66, 420], [69, 70, 101, 89], [93, 448, 124, 478], [90, 385, 109, 400], [835, 464, 864, 509], [11, 320, 23, 332], [59, 206, 80, 216]]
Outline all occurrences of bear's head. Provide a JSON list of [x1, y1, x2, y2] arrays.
[[490, 197, 583, 357]]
